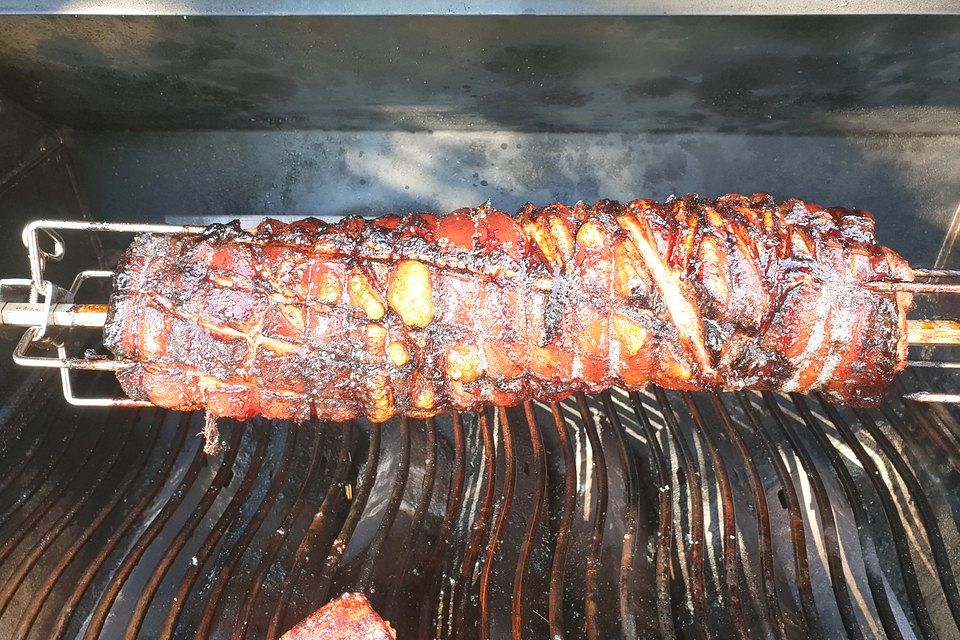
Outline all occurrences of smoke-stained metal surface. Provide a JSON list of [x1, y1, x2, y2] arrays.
[[0, 15, 958, 134], [70, 129, 960, 269], [0, 1, 957, 16], [0, 95, 47, 177]]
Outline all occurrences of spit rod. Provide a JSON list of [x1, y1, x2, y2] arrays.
[[0, 302, 108, 328], [3, 302, 960, 347], [866, 281, 960, 294]]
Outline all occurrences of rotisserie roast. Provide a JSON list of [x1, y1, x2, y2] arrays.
[[280, 593, 396, 640], [104, 193, 914, 423]]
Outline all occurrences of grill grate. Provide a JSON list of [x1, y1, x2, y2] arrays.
[[0, 370, 958, 639]]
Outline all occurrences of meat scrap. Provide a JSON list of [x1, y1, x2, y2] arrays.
[[104, 193, 913, 421], [281, 592, 396, 640]]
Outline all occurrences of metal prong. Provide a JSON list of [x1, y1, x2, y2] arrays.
[[912, 268, 960, 278], [907, 320, 960, 346], [903, 392, 960, 403], [69, 270, 114, 295], [867, 281, 960, 294], [5, 219, 201, 409], [10, 327, 150, 407], [12, 327, 132, 371], [58, 367, 151, 407], [907, 360, 960, 369]]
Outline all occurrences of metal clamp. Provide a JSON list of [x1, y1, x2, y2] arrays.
[[22, 226, 65, 298], [2, 220, 203, 409], [21, 219, 203, 297], [0, 278, 67, 340]]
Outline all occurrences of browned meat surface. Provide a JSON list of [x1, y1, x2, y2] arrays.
[[104, 193, 914, 421], [280, 593, 396, 640]]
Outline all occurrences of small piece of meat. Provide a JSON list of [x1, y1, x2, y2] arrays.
[[281, 593, 396, 640], [104, 193, 913, 420]]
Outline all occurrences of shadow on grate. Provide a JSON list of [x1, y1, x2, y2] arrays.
[[0, 369, 958, 639]]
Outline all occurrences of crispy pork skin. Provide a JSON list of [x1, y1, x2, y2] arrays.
[[280, 593, 396, 640], [104, 193, 913, 420]]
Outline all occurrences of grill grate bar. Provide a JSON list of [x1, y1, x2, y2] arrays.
[[195, 422, 300, 638], [312, 422, 381, 606], [419, 413, 466, 639], [684, 393, 751, 640], [359, 418, 409, 593], [735, 392, 822, 638], [159, 424, 273, 638], [628, 391, 677, 638], [0, 385, 66, 496], [576, 393, 608, 640], [0, 395, 85, 531], [711, 394, 788, 639], [653, 387, 710, 638], [120, 426, 246, 640], [546, 401, 578, 640], [269, 421, 357, 637], [790, 394, 905, 640], [601, 391, 643, 638], [2, 408, 159, 630], [479, 407, 517, 640], [452, 412, 495, 640], [15, 408, 169, 635], [230, 425, 328, 639], [0, 409, 126, 615], [817, 398, 938, 639], [44, 411, 189, 639], [0, 408, 125, 616], [763, 392, 866, 640], [512, 403, 547, 638], [80, 414, 208, 640], [861, 405, 960, 631], [390, 418, 439, 622]]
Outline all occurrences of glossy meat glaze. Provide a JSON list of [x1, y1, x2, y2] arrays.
[[104, 193, 913, 421]]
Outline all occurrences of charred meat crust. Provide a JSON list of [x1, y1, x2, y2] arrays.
[[104, 193, 913, 421], [280, 592, 396, 640]]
